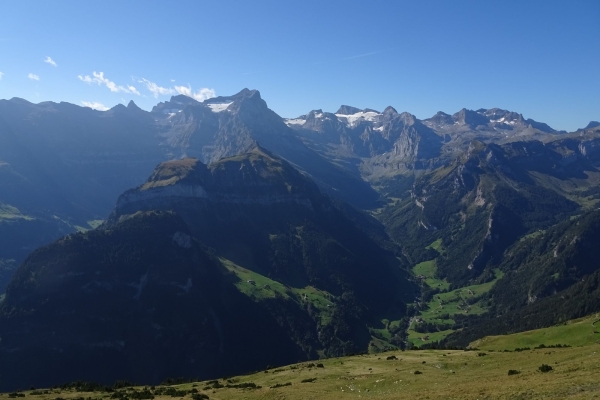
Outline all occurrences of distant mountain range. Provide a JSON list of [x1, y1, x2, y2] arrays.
[[1, 89, 599, 389]]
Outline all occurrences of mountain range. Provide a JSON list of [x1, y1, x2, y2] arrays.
[[1, 89, 600, 389]]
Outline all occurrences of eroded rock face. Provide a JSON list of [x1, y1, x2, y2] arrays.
[[578, 137, 600, 162], [112, 146, 321, 220]]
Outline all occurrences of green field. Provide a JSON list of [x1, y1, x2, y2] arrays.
[[472, 313, 600, 350], [220, 258, 334, 324], [426, 238, 443, 252], [408, 237, 505, 346], [408, 269, 504, 346], [413, 260, 450, 291]]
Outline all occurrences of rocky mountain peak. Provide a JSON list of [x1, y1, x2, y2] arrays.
[[139, 157, 209, 191], [169, 94, 200, 106], [336, 105, 362, 115], [108, 103, 127, 112], [237, 88, 261, 99], [218, 89, 269, 116], [127, 100, 143, 111], [453, 108, 490, 127], [113, 146, 322, 220], [205, 88, 262, 105], [523, 118, 556, 133], [383, 106, 398, 116], [398, 111, 418, 125], [584, 121, 600, 130], [7, 97, 32, 106], [426, 111, 453, 125]]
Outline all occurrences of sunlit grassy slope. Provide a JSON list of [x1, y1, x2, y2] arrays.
[[221, 257, 334, 324], [7, 342, 600, 399], [472, 313, 600, 351]]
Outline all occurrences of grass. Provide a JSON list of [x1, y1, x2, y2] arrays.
[[430, 163, 457, 184], [8, 343, 600, 399], [426, 238, 443, 252], [222, 258, 399, 348], [472, 313, 600, 351], [408, 269, 505, 346], [220, 258, 334, 324], [220, 257, 292, 300], [412, 260, 449, 291]]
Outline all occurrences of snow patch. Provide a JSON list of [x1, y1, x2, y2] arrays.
[[207, 102, 233, 113], [285, 118, 306, 126], [491, 117, 517, 125], [335, 111, 381, 127]]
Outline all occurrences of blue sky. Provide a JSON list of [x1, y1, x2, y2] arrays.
[[0, 0, 598, 131]]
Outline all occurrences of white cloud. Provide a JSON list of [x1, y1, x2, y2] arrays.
[[44, 56, 57, 67], [81, 101, 109, 111], [174, 85, 216, 102], [128, 85, 141, 96], [138, 78, 175, 98], [28, 73, 40, 81], [131, 77, 216, 102], [0, 71, 3, 80], [78, 71, 139, 95]]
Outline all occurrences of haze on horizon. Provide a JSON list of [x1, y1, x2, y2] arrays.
[[0, 0, 598, 131]]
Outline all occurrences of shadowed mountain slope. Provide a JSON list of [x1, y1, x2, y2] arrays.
[[0, 148, 413, 390]]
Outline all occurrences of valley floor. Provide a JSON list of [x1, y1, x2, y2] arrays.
[[5, 343, 600, 399]]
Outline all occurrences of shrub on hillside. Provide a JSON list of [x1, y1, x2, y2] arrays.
[[539, 364, 553, 373]]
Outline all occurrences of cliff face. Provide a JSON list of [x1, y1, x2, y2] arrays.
[[381, 140, 579, 285], [112, 146, 321, 220]]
